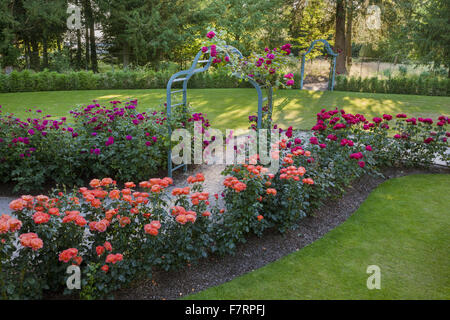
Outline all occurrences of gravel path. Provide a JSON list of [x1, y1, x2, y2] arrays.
[[302, 82, 329, 91]]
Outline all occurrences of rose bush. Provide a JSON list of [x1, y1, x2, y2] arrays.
[[201, 29, 295, 128], [1, 174, 226, 299], [1, 108, 448, 299], [0, 101, 209, 192]]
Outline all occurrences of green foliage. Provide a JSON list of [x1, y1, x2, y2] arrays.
[[382, 0, 450, 75], [335, 75, 450, 96], [0, 69, 261, 93], [291, 0, 334, 58]]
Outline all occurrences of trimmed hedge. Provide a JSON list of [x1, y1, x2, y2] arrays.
[[334, 75, 450, 96], [0, 69, 307, 93]]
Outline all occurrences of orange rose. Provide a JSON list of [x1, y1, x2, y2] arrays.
[[7, 218, 22, 232], [104, 241, 113, 251], [9, 199, 25, 211], [72, 256, 83, 266], [49, 207, 60, 216], [89, 179, 101, 188], [202, 211, 211, 217], [176, 214, 187, 225], [109, 189, 120, 200], [124, 182, 136, 188], [144, 224, 158, 236], [101, 178, 113, 186], [96, 246, 105, 256]]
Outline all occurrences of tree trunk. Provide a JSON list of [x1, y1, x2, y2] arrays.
[[30, 38, 40, 71], [42, 35, 49, 69], [85, 18, 90, 70], [345, 1, 353, 72], [57, 37, 62, 52], [83, 0, 98, 72], [335, 0, 347, 75], [24, 38, 30, 69], [123, 42, 130, 69], [76, 29, 82, 70]]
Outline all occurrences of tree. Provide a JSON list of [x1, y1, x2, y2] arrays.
[[409, 0, 450, 77], [0, 1, 20, 68], [207, 0, 288, 55], [289, 0, 335, 58], [334, 0, 347, 74], [82, 0, 98, 72]]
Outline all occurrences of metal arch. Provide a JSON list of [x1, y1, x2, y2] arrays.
[[299, 39, 338, 91], [166, 45, 272, 177]]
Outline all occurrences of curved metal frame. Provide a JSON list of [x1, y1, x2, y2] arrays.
[[299, 39, 338, 91], [166, 45, 272, 177]]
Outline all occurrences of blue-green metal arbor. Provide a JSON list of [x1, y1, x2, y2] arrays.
[[299, 39, 338, 91], [166, 45, 272, 177]]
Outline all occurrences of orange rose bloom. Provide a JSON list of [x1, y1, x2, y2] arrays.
[[109, 189, 120, 200], [257, 215, 264, 221], [89, 179, 101, 188], [144, 224, 158, 236], [33, 212, 50, 224], [94, 220, 108, 232], [30, 237, 44, 251], [59, 248, 78, 263], [119, 216, 131, 227], [96, 246, 105, 256], [72, 256, 83, 266], [49, 207, 60, 216], [101, 178, 113, 186], [124, 182, 136, 188], [104, 241, 113, 251], [151, 185, 162, 193], [7, 218, 22, 232], [9, 199, 25, 211], [176, 214, 187, 225], [202, 211, 211, 217]]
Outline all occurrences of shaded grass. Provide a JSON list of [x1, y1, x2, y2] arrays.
[[0, 89, 449, 130], [185, 174, 450, 300]]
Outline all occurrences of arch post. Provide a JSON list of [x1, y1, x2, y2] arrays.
[[165, 45, 271, 177], [299, 39, 338, 91]]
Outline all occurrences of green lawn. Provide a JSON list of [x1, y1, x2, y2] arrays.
[[0, 89, 449, 130], [186, 174, 450, 300]]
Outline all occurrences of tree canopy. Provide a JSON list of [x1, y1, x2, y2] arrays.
[[0, 0, 448, 77]]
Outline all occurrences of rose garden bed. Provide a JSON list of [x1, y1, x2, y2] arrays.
[[1, 102, 448, 299], [1, 32, 449, 300]]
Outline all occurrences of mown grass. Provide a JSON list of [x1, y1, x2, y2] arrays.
[[0, 89, 449, 130], [185, 174, 450, 300]]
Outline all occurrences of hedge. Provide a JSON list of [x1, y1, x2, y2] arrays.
[[334, 75, 450, 96]]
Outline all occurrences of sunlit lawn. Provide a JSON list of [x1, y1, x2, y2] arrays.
[[185, 174, 450, 300], [0, 89, 449, 130]]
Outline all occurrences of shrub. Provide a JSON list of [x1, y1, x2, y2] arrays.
[[335, 75, 450, 96], [0, 100, 208, 192]]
